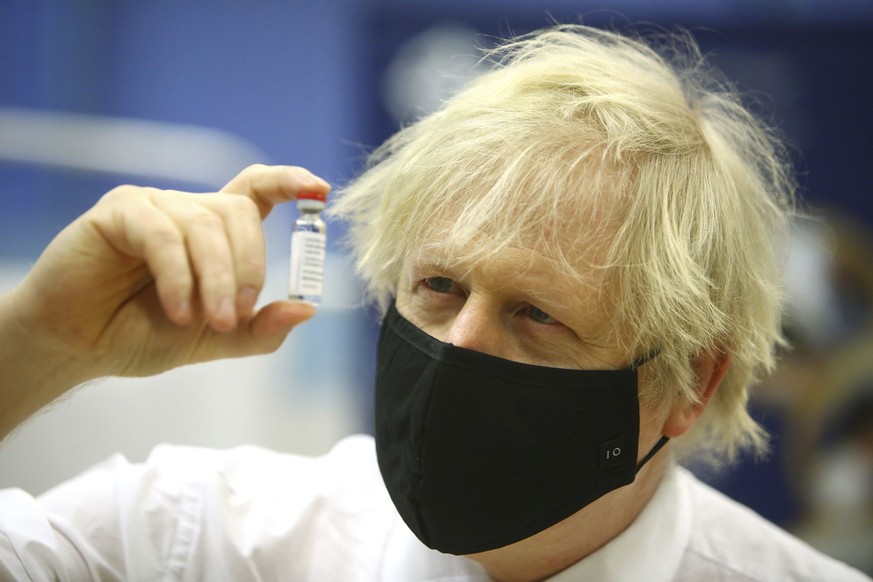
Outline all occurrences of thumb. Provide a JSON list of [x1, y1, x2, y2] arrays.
[[244, 300, 316, 354]]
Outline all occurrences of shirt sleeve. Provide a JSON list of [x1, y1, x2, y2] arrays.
[[0, 454, 150, 580], [0, 436, 401, 582], [0, 445, 234, 581]]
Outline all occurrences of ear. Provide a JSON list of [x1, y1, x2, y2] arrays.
[[662, 351, 732, 438]]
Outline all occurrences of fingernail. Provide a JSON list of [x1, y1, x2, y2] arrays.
[[174, 298, 192, 322], [238, 286, 258, 315], [287, 300, 317, 322], [216, 296, 236, 326]]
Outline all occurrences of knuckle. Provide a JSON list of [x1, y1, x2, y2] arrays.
[[100, 184, 141, 204], [99, 186, 166, 214], [159, 274, 193, 294], [146, 224, 184, 247], [203, 269, 236, 292], [226, 194, 259, 217], [242, 163, 268, 176], [189, 210, 224, 230], [237, 256, 266, 280], [288, 165, 313, 179], [170, 274, 193, 290]]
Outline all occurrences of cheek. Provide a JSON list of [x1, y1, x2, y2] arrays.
[[394, 283, 413, 311], [393, 285, 456, 341], [394, 289, 425, 329], [543, 341, 597, 370]]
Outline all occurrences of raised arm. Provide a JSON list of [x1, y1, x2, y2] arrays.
[[0, 164, 329, 440]]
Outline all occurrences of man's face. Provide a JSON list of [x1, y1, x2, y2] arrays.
[[393, 236, 670, 456], [392, 239, 674, 561], [395, 242, 626, 372]]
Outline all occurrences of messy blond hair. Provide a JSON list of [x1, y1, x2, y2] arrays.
[[329, 25, 795, 461]]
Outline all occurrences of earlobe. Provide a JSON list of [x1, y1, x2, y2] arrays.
[[663, 352, 732, 438]]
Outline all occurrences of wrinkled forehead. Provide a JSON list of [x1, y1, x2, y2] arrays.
[[405, 200, 616, 291], [380, 126, 633, 299], [401, 210, 622, 343]]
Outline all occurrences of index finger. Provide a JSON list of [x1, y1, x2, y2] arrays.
[[219, 164, 331, 219]]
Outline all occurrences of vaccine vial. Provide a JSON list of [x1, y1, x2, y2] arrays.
[[288, 191, 327, 305]]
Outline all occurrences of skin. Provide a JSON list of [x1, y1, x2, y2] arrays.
[[396, 246, 731, 581], [0, 164, 328, 439], [0, 163, 730, 581]]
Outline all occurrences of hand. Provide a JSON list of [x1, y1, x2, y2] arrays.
[[4, 164, 330, 381]]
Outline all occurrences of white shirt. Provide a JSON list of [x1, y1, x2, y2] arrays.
[[0, 435, 868, 581]]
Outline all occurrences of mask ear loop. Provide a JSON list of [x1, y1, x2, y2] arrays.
[[630, 349, 670, 472], [630, 349, 660, 369], [636, 435, 670, 472]]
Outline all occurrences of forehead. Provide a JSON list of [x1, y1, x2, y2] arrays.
[[409, 200, 615, 278], [408, 228, 608, 307]]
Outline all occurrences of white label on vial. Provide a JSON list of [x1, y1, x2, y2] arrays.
[[289, 231, 326, 297]]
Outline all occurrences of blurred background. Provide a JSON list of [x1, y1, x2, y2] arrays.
[[1, 0, 872, 573]]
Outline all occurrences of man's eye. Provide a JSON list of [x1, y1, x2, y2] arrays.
[[526, 305, 558, 325], [423, 277, 456, 293]]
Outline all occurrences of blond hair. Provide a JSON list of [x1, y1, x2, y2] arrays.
[[329, 25, 796, 461]]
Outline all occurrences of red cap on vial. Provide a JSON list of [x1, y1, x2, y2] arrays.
[[297, 191, 327, 202]]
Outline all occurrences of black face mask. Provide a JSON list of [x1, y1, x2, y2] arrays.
[[374, 303, 669, 555]]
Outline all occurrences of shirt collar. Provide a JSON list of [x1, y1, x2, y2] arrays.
[[547, 463, 692, 582]]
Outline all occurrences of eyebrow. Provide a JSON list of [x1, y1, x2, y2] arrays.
[[410, 253, 588, 312], [409, 249, 615, 345]]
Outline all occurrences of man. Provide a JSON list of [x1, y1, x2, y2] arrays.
[[0, 25, 867, 581]]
